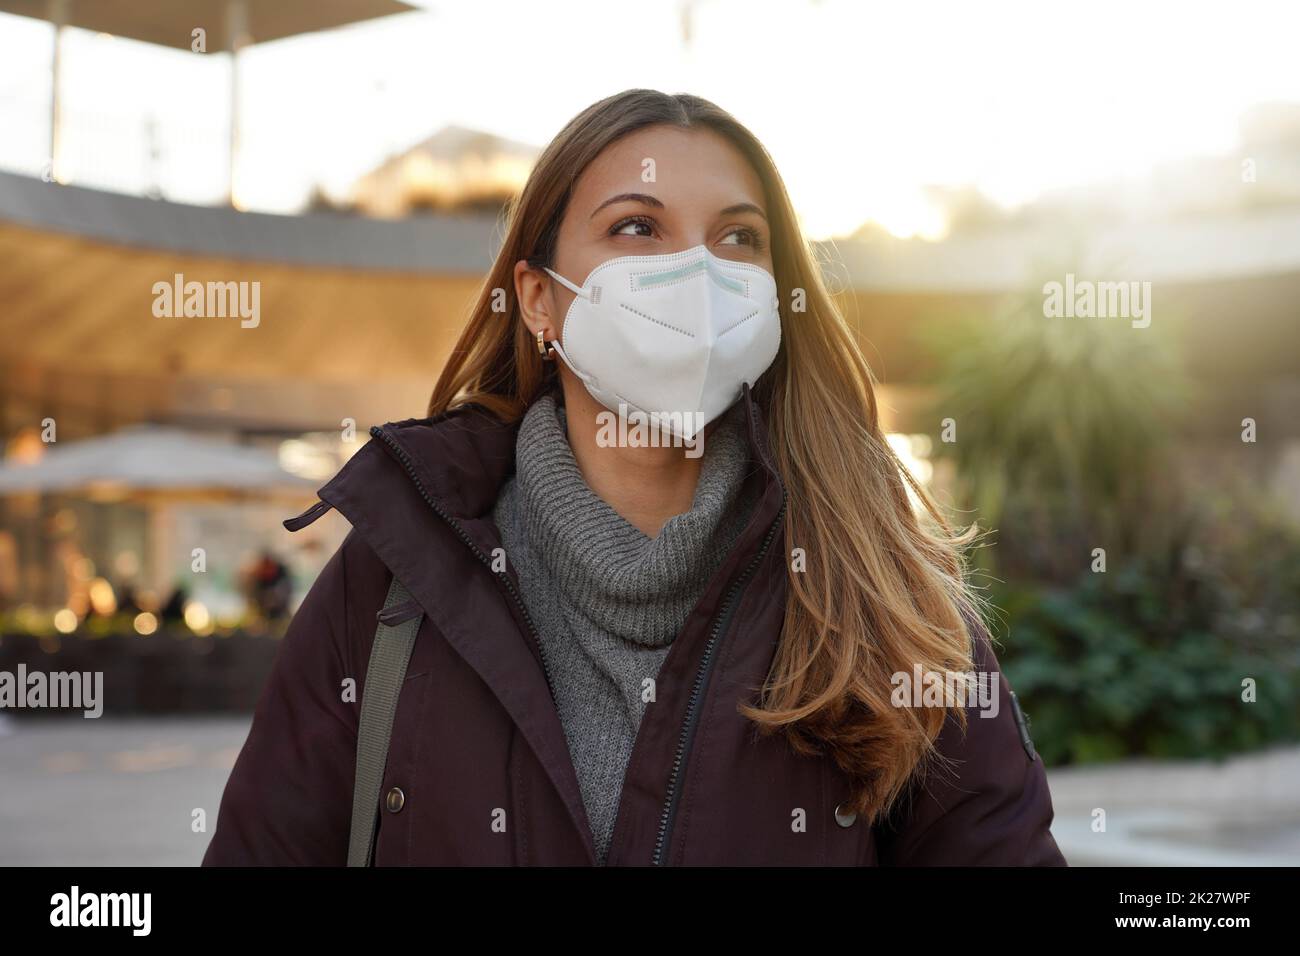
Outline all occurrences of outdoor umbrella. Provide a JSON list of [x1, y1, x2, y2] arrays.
[[0, 424, 317, 498]]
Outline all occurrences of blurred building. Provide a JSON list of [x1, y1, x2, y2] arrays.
[[0, 166, 498, 614], [345, 124, 539, 218]]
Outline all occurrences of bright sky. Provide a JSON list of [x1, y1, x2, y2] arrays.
[[1, 0, 1298, 239]]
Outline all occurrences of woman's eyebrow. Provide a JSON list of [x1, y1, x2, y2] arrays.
[[719, 201, 767, 222], [589, 193, 768, 222], [590, 192, 663, 218]]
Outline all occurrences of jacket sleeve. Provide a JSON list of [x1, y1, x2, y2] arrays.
[[202, 531, 382, 866], [875, 620, 1067, 866]]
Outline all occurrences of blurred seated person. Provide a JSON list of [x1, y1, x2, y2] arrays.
[[245, 549, 292, 622]]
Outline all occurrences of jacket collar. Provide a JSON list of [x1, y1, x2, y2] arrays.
[[363, 382, 783, 524]]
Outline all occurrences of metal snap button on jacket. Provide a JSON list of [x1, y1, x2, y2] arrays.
[[834, 803, 857, 828], [385, 787, 405, 813]]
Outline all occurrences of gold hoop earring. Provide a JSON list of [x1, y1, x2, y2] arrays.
[[536, 330, 556, 361]]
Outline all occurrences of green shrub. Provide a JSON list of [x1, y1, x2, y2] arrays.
[[991, 517, 1300, 764]]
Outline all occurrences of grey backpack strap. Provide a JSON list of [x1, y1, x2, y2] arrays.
[[347, 574, 422, 867]]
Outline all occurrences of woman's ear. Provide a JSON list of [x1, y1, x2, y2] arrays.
[[513, 259, 556, 340]]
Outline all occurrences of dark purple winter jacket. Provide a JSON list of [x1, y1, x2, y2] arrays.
[[202, 386, 1066, 866]]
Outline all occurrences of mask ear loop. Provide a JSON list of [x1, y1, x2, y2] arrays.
[[541, 266, 596, 387], [542, 265, 586, 298]]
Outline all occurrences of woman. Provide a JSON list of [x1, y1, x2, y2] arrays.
[[204, 89, 1065, 866]]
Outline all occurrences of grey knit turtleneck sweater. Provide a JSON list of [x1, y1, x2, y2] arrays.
[[492, 392, 758, 864]]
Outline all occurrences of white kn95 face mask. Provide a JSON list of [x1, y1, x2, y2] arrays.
[[542, 244, 781, 441]]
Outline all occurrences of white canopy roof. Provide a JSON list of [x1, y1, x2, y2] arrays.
[[0, 424, 316, 495]]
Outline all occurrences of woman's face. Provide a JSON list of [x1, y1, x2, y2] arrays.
[[517, 123, 773, 355]]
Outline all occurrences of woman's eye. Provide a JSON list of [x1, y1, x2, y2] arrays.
[[611, 217, 654, 237], [720, 226, 765, 250]]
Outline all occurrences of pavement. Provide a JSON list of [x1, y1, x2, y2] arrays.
[[0, 714, 245, 866], [0, 714, 1296, 866], [1044, 745, 1300, 866]]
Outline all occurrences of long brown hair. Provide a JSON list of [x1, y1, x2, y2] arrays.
[[428, 89, 981, 822]]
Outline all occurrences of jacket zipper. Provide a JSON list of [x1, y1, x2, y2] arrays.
[[651, 491, 787, 865], [370, 425, 556, 700]]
